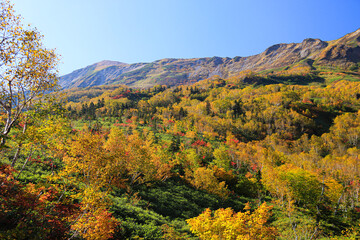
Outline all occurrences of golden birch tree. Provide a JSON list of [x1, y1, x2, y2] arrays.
[[0, 0, 58, 146]]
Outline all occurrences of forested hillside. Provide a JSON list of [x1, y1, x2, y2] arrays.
[[4, 65, 360, 238], [1, 0, 360, 239]]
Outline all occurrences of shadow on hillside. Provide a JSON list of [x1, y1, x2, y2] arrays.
[[243, 75, 325, 86]]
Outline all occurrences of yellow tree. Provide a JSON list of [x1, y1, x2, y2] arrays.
[[0, 0, 58, 146], [187, 202, 277, 240], [184, 166, 230, 199], [58, 131, 119, 240]]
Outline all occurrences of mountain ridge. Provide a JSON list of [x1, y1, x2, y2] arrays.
[[60, 28, 360, 89]]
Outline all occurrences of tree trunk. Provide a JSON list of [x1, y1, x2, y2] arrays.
[[1, 109, 13, 147], [11, 120, 27, 167], [1, 126, 10, 146], [11, 144, 22, 167]]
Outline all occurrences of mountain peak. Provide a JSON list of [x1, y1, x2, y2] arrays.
[[264, 44, 286, 55], [96, 60, 127, 66], [348, 28, 360, 38], [302, 38, 323, 44], [60, 28, 360, 89], [93, 60, 128, 71]]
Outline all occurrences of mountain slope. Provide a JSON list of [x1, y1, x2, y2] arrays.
[[317, 28, 360, 66], [59, 60, 146, 88], [60, 28, 360, 89]]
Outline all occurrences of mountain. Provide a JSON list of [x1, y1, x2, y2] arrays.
[[59, 60, 145, 89], [60, 28, 360, 89]]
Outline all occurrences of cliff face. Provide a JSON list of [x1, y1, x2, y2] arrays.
[[60, 28, 360, 89]]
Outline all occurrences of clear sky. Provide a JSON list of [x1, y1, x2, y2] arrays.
[[12, 0, 360, 75]]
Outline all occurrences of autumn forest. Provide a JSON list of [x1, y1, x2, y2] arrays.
[[1, 0, 360, 239]]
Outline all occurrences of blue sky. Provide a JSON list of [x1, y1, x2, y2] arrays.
[[13, 0, 360, 75]]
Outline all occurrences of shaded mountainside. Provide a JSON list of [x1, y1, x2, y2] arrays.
[[60, 28, 360, 89]]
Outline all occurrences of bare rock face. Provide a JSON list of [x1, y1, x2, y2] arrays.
[[299, 38, 328, 58], [60, 28, 360, 89]]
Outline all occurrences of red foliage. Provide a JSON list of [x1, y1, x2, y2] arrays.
[[302, 98, 313, 104], [251, 163, 258, 171], [111, 94, 125, 99], [0, 164, 80, 239], [192, 139, 208, 147], [227, 139, 239, 145]]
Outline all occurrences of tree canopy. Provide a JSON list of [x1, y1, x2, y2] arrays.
[[0, 0, 58, 146]]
